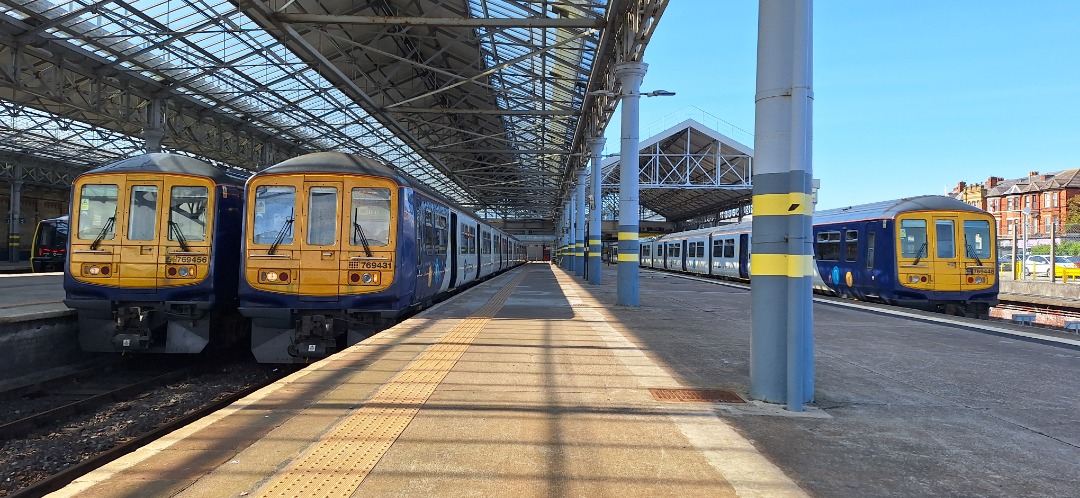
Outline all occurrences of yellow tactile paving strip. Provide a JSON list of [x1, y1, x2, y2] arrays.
[[256, 268, 531, 498]]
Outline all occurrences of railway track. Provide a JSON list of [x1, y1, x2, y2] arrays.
[[0, 359, 290, 497]]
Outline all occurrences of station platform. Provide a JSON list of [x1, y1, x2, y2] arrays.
[[40, 263, 1080, 496]]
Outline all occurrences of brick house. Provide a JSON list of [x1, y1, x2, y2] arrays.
[[964, 170, 1080, 241]]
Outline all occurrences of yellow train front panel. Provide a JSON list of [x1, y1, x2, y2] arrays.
[[895, 209, 996, 292], [69, 172, 217, 289], [245, 174, 398, 297]]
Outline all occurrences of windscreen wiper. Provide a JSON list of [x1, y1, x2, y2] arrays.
[[912, 242, 928, 265], [353, 208, 373, 257], [169, 221, 191, 252], [168, 208, 191, 252], [89, 214, 115, 250], [964, 243, 983, 266], [267, 212, 294, 255]]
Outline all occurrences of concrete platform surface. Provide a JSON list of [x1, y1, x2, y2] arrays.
[[49, 263, 1080, 497]]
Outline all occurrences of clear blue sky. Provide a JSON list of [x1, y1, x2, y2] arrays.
[[603, 1, 1080, 212]]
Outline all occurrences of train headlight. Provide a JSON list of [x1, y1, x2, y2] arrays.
[[361, 272, 374, 284], [908, 275, 919, 283], [88, 265, 100, 275], [178, 266, 190, 277], [264, 271, 277, 282]]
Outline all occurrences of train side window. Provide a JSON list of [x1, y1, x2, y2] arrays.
[[844, 230, 859, 262], [962, 220, 992, 259], [724, 239, 735, 258], [127, 185, 158, 241], [460, 223, 469, 254], [78, 184, 119, 240], [306, 187, 338, 245], [696, 241, 705, 257], [169, 186, 208, 242], [935, 220, 955, 258], [899, 220, 927, 258], [866, 232, 876, 270], [712, 239, 723, 257], [816, 231, 841, 261]]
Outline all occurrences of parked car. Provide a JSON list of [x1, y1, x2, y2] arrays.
[[1023, 255, 1078, 277]]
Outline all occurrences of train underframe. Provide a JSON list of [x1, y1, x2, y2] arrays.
[[247, 308, 396, 364], [71, 300, 245, 354]]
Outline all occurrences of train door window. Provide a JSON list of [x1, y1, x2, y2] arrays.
[[460, 223, 470, 254], [724, 239, 735, 258], [78, 185, 119, 240], [696, 241, 705, 257], [482, 231, 491, 254], [899, 220, 927, 258], [437, 214, 448, 253], [169, 186, 208, 242], [306, 187, 338, 245], [815, 231, 841, 261], [866, 232, 876, 269], [253, 185, 295, 245], [962, 220, 992, 260], [350, 188, 392, 246], [127, 185, 158, 241], [935, 220, 955, 258], [423, 207, 434, 255], [844, 230, 859, 262]]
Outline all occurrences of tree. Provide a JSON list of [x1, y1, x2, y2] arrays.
[[1066, 195, 1080, 231]]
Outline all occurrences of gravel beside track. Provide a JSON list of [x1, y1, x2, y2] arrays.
[[0, 362, 282, 496]]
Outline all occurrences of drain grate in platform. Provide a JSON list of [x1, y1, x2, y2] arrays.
[[649, 388, 746, 403]]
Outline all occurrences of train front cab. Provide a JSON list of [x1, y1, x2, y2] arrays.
[[240, 173, 406, 363], [64, 170, 241, 353], [893, 210, 997, 316]]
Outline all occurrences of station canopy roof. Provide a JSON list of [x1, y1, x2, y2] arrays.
[[0, 0, 676, 223]]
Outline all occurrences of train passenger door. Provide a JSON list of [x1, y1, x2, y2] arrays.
[[299, 181, 341, 302], [681, 240, 688, 271], [120, 178, 162, 290], [449, 212, 459, 287]]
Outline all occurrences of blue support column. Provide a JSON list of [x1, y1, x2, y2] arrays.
[[562, 202, 572, 270], [574, 170, 587, 276], [750, 0, 814, 411], [588, 137, 606, 284], [615, 61, 647, 307]]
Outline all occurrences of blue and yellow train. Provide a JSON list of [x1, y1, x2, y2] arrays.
[[64, 153, 248, 353], [641, 196, 998, 317], [238, 152, 525, 363]]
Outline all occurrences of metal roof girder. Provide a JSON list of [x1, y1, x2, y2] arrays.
[[271, 14, 606, 30]]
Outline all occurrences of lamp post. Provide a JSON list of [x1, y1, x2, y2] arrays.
[[1022, 207, 1032, 279]]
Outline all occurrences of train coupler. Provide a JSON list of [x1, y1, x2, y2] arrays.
[[113, 306, 152, 350], [289, 315, 336, 358]]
